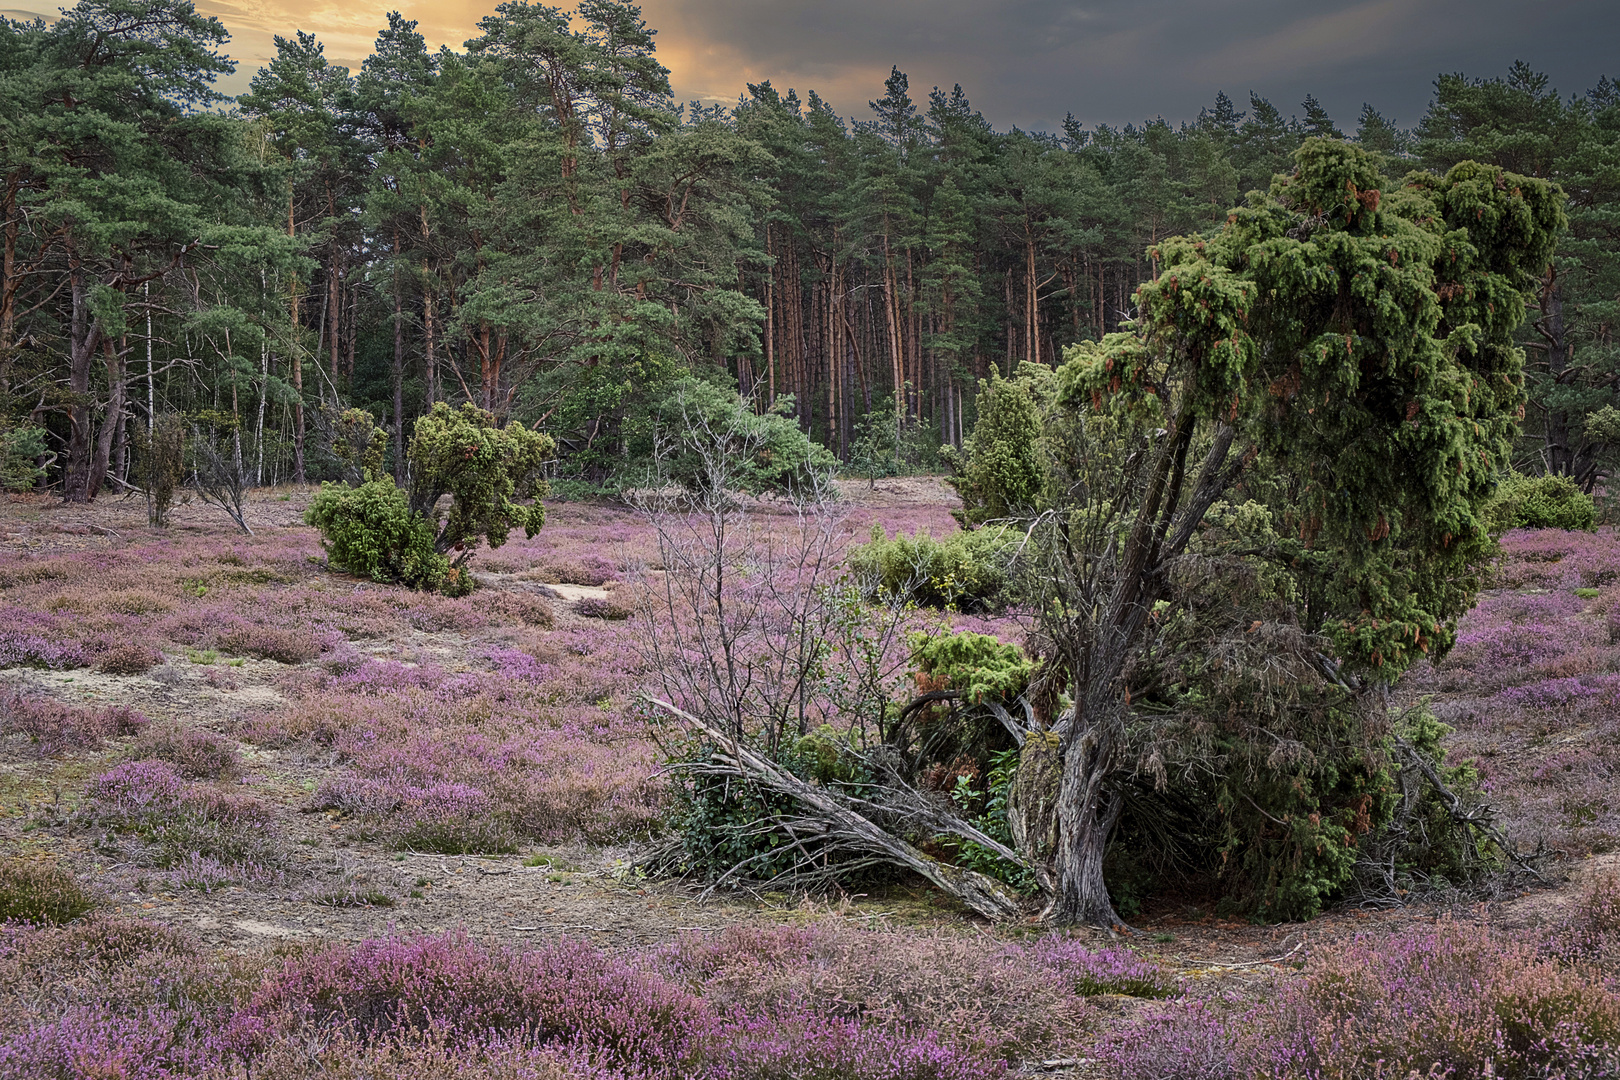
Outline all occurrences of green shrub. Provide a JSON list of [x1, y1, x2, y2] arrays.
[[847, 525, 1017, 612], [307, 405, 554, 596], [1488, 471, 1597, 531], [942, 364, 1051, 526], [306, 480, 452, 592], [406, 402, 554, 551], [908, 630, 1032, 705], [0, 858, 96, 924], [647, 379, 838, 497], [0, 423, 47, 492]]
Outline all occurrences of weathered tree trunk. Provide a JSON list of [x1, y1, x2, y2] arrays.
[[1047, 707, 1126, 926], [63, 265, 105, 503], [85, 338, 126, 499]]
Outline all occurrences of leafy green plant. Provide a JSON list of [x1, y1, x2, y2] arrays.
[[1487, 471, 1598, 531], [645, 379, 838, 498], [665, 728, 874, 885], [405, 402, 554, 554], [0, 423, 48, 492], [306, 480, 451, 591], [941, 364, 1052, 526], [847, 525, 1017, 612], [307, 403, 553, 595]]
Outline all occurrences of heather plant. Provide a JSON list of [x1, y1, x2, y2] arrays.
[[574, 595, 632, 620], [1264, 919, 1620, 1080], [1027, 936, 1177, 998], [215, 621, 323, 663], [0, 686, 148, 757], [129, 723, 242, 780], [238, 934, 710, 1074], [656, 921, 1089, 1060], [392, 782, 519, 855], [95, 642, 163, 674], [80, 760, 279, 872], [0, 858, 96, 924], [229, 931, 1009, 1079], [1094, 997, 1244, 1080]]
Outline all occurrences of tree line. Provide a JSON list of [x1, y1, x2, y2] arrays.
[[1, 0, 1616, 499]]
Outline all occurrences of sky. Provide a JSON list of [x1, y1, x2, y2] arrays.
[[7, 0, 1618, 133]]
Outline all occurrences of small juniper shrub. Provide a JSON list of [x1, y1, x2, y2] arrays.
[[129, 723, 242, 780], [846, 524, 1018, 612], [0, 858, 95, 924], [95, 643, 163, 675], [1487, 471, 1598, 532]]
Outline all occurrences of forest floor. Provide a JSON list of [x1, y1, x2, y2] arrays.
[[2, 482, 1617, 1075]]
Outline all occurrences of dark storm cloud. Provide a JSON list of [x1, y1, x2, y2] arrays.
[[8, 0, 1615, 133], [648, 0, 1620, 132]]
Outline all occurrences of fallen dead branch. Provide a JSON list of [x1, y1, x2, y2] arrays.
[[648, 697, 1027, 921]]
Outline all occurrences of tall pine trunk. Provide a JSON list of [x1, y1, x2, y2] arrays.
[[392, 228, 405, 483], [63, 263, 105, 503], [1539, 264, 1577, 482]]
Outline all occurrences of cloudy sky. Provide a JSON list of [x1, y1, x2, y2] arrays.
[[9, 0, 1617, 132]]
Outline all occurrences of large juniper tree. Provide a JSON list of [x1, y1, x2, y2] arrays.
[[1024, 140, 1562, 925]]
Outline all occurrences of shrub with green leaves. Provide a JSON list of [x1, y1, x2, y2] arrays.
[[406, 402, 554, 552], [0, 423, 47, 492], [847, 525, 1017, 612], [666, 728, 872, 885], [0, 858, 96, 924], [307, 403, 554, 595], [1487, 471, 1598, 531], [646, 378, 838, 498], [306, 480, 451, 591], [942, 364, 1052, 526]]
